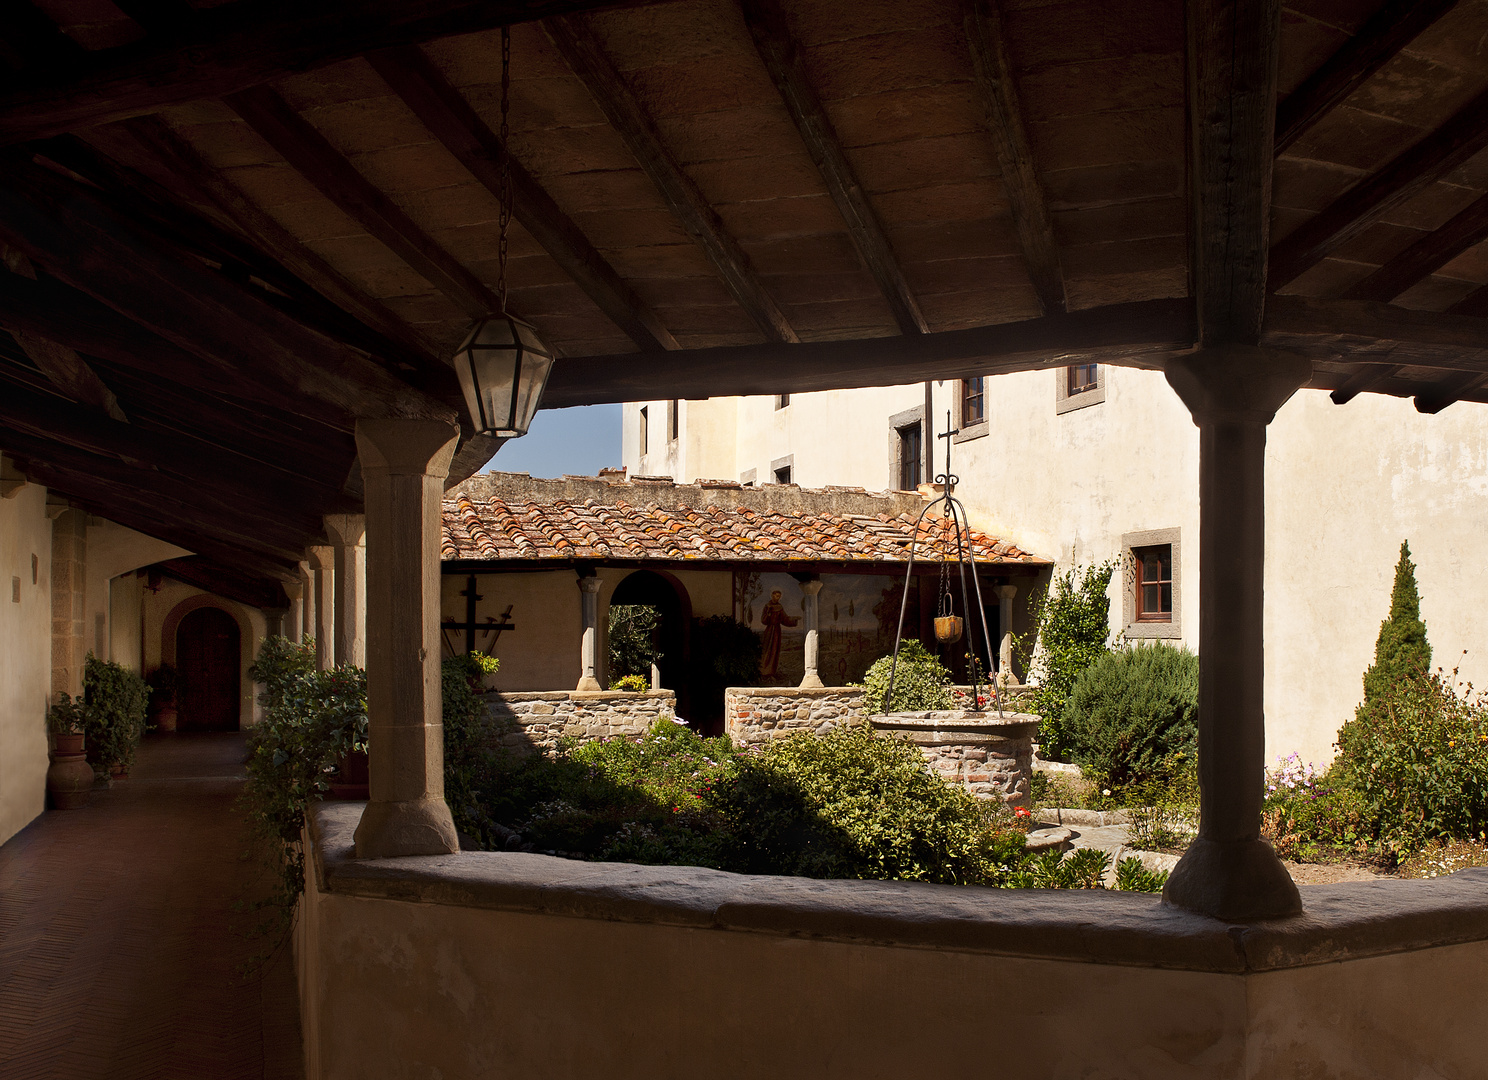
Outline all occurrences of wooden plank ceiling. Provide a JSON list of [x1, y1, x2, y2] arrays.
[[2, 0, 1488, 603]]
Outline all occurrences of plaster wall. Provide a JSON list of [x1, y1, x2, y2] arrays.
[[629, 371, 1488, 766], [142, 578, 265, 728], [0, 481, 51, 847], [294, 856, 1488, 1080], [109, 573, 143, 674], [83, 520, 189, 670]]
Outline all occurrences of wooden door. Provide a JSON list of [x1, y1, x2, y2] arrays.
[[177, 607, 240, 731]]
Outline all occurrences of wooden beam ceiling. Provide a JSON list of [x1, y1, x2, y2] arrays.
[[544, 13, 799, 344], [741, 0, 928, 335], [1344, 192, 1488, 302], [0, 0, 655, 145], [11, 330, 127, 420], [226, 84, 505, 322], [963, 0, 1066, 318], [1269, 86, 1488, 291], [1261, 294, 1488, 372], [155, 556, 292, 611], [541, 297, 1194, 405], [1328, 364, 1401, 406], [1186, 0, 1282, 346], [1274, 0, 1459, 155], [367, 45, 678, 353], [0, 156, 452, 424]]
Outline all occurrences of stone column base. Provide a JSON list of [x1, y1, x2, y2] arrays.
[[798, 672, 824, 689], [354, 798, 459, 859], [1162, 837, 1302, 921], [575, 676, 602, 692]]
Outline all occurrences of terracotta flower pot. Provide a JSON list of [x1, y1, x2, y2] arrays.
[[110, 762, 129, 780], [329, 749, 370, 801], [154, 704, 178, 733], [934, 615, 964, 643], [46, 733, 94, 810]]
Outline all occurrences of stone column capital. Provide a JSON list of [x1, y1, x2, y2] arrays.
[[354, 418, 460, 477], [995, 584, 1018, 601], [282, 580, 304, 601], [306, 544, 334, 571], [798, 579, 824, 597], [323, 513, 366, 548], [577, 574, 604, 594], [1164, 346, 1312, 426]]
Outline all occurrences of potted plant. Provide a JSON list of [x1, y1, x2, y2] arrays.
[[145, 664, 178, 733], [81, 654, 151, 781], [46, 694, 95, 808]]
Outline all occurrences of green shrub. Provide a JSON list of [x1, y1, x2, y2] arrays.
[[1016, 561, 1116, 759], [607, 604, 662, 679], [82, 653, 151, 775], [442, 652, 501, 842], [47, 692, 86, 735], [1126, 758, 1199, 850], [1360, 541, 1431, 717], [1260, 754, 1367, 862], [609, 674, 650, 692], [1061, 643, 1198, 795], [1008, 847, 1110, 889], [859, 639, 954, 714], [1333, 670, 1488, 855], [1114, 856, 1169, 893]]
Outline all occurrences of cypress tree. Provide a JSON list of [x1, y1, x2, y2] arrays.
[[1360, 541, 1431, 712]]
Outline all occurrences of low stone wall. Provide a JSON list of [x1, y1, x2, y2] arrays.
[[483, 689, 676, 756], [724, 686, 864, 745], [871, 712, 1037, 805]]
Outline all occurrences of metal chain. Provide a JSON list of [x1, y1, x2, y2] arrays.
[[497, 25, 512, 315]]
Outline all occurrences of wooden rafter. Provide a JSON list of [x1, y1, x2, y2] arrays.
[[1262, 294, 1488, 372], [542, 298, 1194, 406], [963, 0, 1066, 318], [1328, 364, 1401, 405], [543, 14, 799, 343], [0, 0, 84, 77], [366, 46, 678, 352], [10, 330, 127, 421], [1186, 0, 1282, 346], [1447, 285, 1488, 318], [1269, 87, 1488, 291], [741, 0, 927, 334], [0, 156, 451, 423], [1275, 0, 1459, 155], [1344, 192, 1488, 302], [0, 0, 656, 145], [226, 85, 503, 322], [1414, 371, 1486, 414]]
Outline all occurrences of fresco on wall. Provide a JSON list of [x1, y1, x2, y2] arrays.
[[733, 571, 920, 686]]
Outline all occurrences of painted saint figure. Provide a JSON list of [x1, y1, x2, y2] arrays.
[[759, 589, 800, 680]]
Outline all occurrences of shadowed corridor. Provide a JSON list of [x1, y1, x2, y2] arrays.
[[0, 733, 303, 1079]]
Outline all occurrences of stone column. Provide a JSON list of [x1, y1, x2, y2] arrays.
[[298, 560, 314, 648], [324, 514, 367, 668], [49, 507, 88, 702], [282, 580, 303, 642], [351, 418, 461, 860], [996, 585, 1017, 681], [1161, 347, 1310, 921], [264, 608, 287, 637], [798, 578, 824, 688], [307, 545, 335, 670], [576, 574, 603, 691]]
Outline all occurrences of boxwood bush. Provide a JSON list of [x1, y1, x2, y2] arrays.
[[1061, 643, 1198, 794], [859, 639, 954, 714]]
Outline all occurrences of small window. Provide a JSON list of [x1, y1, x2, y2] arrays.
[[898, 423, 922, 490], [668, 399, 679, 442], [774, 465, 792, 484], [639, 406, 648, 457], [1134, 544, 1173, 622], [962, 378, 984, 426], [1068, 364, 1098, 396], [775, 394, 790, 409]]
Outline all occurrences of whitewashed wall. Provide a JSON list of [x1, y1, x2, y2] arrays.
[[0, 480, 52, 847]]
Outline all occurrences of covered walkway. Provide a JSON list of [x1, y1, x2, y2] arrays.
[[0, 734, 303, 1079]]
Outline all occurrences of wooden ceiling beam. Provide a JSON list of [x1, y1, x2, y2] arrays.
[[1186, 0, 1282, 346], [1414, 371, 1486, 414], [742, 0, 928, 333], [1275, 0, 1459, 155], [1262, 294, 1488, 372], [0, 155, 452, 423], [1269, 87, 1488, 291], [544, 14, 798, 344], [0, 0, 657, 145], [1344, 191, 1488, 302], [226, 84, 502, 321], [367, 46, 678, 353], [1328, 364, 1401, 405], [155, 556, 292, 611], [963, 0, 1066, 318], [541, 297, 1195, 406], [10, 329, 128, 420], [0, 0, 86, 78], [1447, 284, 1488, 319]]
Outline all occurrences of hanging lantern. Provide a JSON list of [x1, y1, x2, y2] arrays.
[[453, 25, 555, 439], [453, 314, 556, 437]]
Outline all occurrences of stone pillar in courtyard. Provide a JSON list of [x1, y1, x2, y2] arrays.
[[298, 559, 314, 650], [324, 513, 366, 668], [576, 574, 603, 691], [282, 579, 303, 642], [352, 418, 460, 859], [307, 545, 335, 670], [799, 578, 824, 688], [1162, 347, 1309, 921], [996, 585, 1017, 682]]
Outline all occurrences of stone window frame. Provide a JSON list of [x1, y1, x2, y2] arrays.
[[1056, 364, 1106, 415], [667, 399, 679, 443], [887, 404, 926, 490], [639, 405, 649, 457], [1121, 527, 1181, 640], [739, 468, 757, 487], [770, 454, 794, 485], [955, 377, 989, 444]]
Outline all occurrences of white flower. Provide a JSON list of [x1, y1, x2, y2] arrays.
[[1102, 788, 1111, 796]]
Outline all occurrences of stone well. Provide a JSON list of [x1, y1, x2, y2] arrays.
[[869, 711, 1039, 806]]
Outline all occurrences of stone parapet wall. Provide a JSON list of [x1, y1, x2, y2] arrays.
[[483, 690, 676, 756], [724, 686, 865, 745]]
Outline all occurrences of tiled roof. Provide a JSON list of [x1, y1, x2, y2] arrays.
[[441, 489, 1047, 566]]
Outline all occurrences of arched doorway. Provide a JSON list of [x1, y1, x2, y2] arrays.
[[176, 607, 241, 731], [609, 570, 693, 725]]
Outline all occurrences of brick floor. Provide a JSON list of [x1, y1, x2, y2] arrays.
[[0, 733, 304, 1079]]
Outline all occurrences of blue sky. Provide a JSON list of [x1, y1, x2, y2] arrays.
[[481, 403, 623, 478]]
